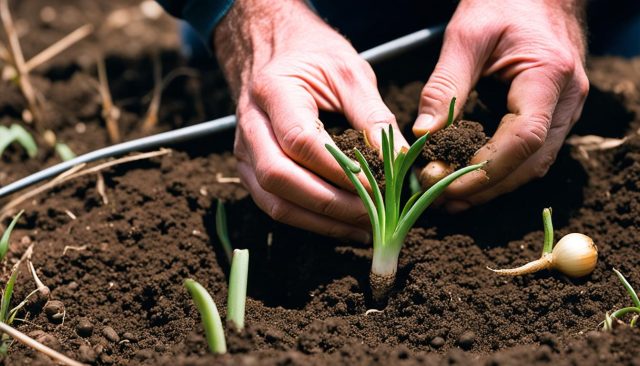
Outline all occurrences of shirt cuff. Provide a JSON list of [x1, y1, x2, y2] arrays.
[[181, 0, 235, 44]]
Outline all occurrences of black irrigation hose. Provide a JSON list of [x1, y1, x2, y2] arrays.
[[0, 25, 445, 198]]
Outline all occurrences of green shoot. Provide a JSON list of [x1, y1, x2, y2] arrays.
[[54, 143, 76, 161], [541, 208, 553, 255], [0, 124, 37, 158], [602, 268, 640, 331], [0, 210, 23, 261], [445, 96, 456, 128], [184, 279, 227, 354], [215, 200, 233, 263], [227, 249, 249, 331], [0, 261, 20, 353], [326, 124, 485, 302]]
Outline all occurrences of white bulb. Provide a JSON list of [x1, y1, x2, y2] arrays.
[[552, 233, 598, 278]]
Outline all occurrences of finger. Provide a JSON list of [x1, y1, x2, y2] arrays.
[[237, 102, 371, 228], [250, 74, 358, 190], [331, 59, 409, 153], [445, 67, 570, 198], [445, 75, 588, 207], [413, 26, 491, 136], [237, 160, 371, 242]]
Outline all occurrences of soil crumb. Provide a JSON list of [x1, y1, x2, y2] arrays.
[[421, 120, 489, 169]]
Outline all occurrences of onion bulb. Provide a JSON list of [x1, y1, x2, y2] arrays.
[[488, 208, 598, 278], [419, 160, 453, 189]]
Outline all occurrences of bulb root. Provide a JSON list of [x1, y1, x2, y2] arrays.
[[488, 254, 553, 276]]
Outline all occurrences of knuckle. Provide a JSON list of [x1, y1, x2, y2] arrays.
[[422, 67, 459, 105], [547, 53, 576, 80], [249, 70, 277, 101], [532, 153, 555, 178], [514, 114, 549, 158], [255, 161, 284, 193], [281, 125, 316, 162], [267, 200, 289, 222], [576, 75, 590, 98], [318, 193, 339, 217]]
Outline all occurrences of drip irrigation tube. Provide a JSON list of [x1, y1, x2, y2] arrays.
[[0, 24, 445, 198]]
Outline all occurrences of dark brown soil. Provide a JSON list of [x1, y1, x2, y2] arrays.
[[1, 1, 640, 366], [421, 120, 489, 169], [332, 128, 385, 186]]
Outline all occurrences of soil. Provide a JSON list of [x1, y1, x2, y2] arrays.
[[421, 120, 489, 169], [0, 1, 640, 366]]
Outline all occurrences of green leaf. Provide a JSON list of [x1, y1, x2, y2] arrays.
[[227, 249, 249, 331], [0, 210, 24, 261], [445, 97, 456, 128], [354, 149, 385, 231], [215, 201, 233, 263], [9, 124, 37, 158], [399, 191, 422, 221], [0, 126, 13, 157], [613, 268, 640, 308], [55, 143, 76, 161], [542, 208, 554, 254], [325, 144, 360, 173], [0, 263, 20, 324], [184, 279, 227, 354]]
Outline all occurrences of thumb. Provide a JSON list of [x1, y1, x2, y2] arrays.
[[413, 27, 490, 137], [334, 59, 409, 153]]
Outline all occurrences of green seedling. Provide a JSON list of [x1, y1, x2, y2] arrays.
[[54, 143, 75, 161], [215, 200, 233, 263], [602, 268, 640, 331], [185, 249, 250, 354], [325, 98, 486, 303], [0, 210, 23, 261], [0, 125, 37, 159], [488, 208, 598, 277]]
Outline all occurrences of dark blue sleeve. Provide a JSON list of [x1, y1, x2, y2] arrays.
[[156, 0, 235, 43]]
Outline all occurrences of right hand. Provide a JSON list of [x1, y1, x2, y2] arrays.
[[213, 0, 408, 242]]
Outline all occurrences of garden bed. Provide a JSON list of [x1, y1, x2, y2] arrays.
[[1, 1, 640, 365]]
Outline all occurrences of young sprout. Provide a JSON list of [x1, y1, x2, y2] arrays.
[[0, 210, 23, 261], [227, 249, 249, 331], [215, 200, 233, 263], [184, 279, 227, 354], [96, 57, 121, 143], [0, 125, 37, 159], [326, 123, 486, 303], [54, 143, 76, 161], [602, 268, 640, 331], [184, 250, 250, 353], [488, 208, 598, 277]]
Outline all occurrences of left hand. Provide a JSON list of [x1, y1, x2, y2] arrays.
[[413, 0, 589, 212]]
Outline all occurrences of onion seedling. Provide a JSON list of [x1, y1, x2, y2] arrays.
[[0, 210, 23, 261], [419, 97, 456, 189], [184, 249, 250, 353], [54, 143, 76, 162], [215, 200, 233, 263], [0, 125, 37, 159], [488, 208, 598, 277], [326, 124, 486, 303], [602, 269, 640, 331]]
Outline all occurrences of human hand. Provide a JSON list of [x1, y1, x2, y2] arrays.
[[413, 0, 589, 212], [214, 0, 408, 241]]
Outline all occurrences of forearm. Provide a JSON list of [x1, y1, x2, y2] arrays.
[[213, 0, 325, 97]]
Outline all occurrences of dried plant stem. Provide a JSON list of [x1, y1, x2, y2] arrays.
[[141, 56, 198, 132], [25, 24, 93, 73], [0, 149, 171, 219], [0, 322, 85, 366], [97, 57, 120, 143], [0, 0, 40, 125]]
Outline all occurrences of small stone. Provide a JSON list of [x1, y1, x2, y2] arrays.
[[457, 331, 475, 350], [76, 317, 94, 337], [134, 349, 153, 361], [102, 326, 120, 343], [123, 332, 138, 342], [29, 331, 61, 351], [430, 336, 445, 348], [78, 344, 97, 363], [43, 300, 65, 323], [67, 281, 79, 291]]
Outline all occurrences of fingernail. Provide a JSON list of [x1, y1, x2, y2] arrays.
[[413, 114, 435, 136], [351, 230, 371, 244], [445, 200, 471, 214]]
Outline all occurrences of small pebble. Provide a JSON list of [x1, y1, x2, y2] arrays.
[[77, 344, 97, 363], [134, 349, 153, 361], [123, 332, 138, 342], [29, 330, 61, 350], [43, 300, 65, 323], [76, 317, 94, 337], [457, 331, 475, 350], [67, 282, 79, 291], [102, 326, 120, 343], [430, 336, 445, 348]]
